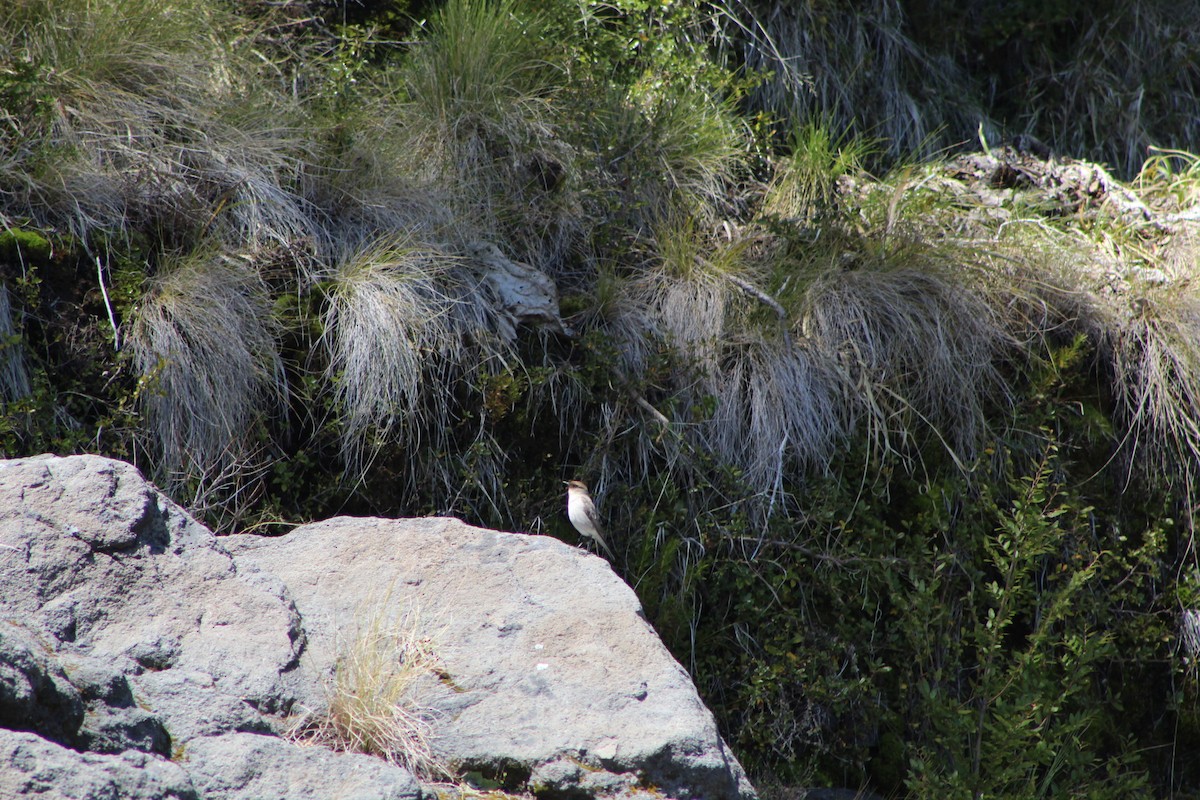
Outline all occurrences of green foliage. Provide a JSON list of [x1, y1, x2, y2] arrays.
[[899, 444, 1150, 798], [763, 120, 876, 222], [548, 0, 751, 234], [0, 230, 143, 462], [638, 337, 1187, 796], [0, 227, 51, 266]]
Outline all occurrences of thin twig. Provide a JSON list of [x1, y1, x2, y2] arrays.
[[611, 366, 671, 431], [95, 256, 120, 351], [719, 268, 794, 348]]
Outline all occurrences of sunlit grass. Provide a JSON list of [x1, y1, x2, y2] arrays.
[[0, 0, 313, 246], [289, 598, 447, 780], [320, 235, 457, 475]]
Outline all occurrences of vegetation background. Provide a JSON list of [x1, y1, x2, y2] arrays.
[[3, 0, 1200, 796]]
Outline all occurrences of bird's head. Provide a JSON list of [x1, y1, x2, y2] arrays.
[[564, 479, 589, 493]]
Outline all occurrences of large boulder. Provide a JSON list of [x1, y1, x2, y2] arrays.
[[227, 517, 755, 800], [0, 454, 755, 800], [0, 454, 300, 749]]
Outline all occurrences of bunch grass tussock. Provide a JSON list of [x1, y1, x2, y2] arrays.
[[701, 335, 846, 507], [1106, 286, 1200, 482], [763, 120, 874, 223], [318, 231, 524, 516], [289, 599, 447, 781], [798, 251, 1011, 464], [1, 0, 316, 248], [395, 0, 577, 270], [303, 97, 458, 258], [128, 245, 284, 489], [400, 0, 553, 140], [320, 235, 459, 475], [631, 129, 1200, 506]]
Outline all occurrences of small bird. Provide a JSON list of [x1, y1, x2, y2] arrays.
[[564, 480, 616, 560]]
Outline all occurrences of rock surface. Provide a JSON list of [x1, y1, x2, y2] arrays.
[[0, 728, 197, 800], [0, 454, 755, 800], [0, 454, 299, 751], [227, 516, 754, 800], [183, 732, 423, 800]]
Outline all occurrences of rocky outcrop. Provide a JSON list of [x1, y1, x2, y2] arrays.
[[0, 454, 754, 800], [183, 732, 423, 800], [0, 729, 196, 800], [228, 516, 754, 800]]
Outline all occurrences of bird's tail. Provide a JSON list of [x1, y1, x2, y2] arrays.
[[596, 533, 616, 561]]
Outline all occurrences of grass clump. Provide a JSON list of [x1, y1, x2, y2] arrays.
[[0, 0, 312, 246], [396, 0, 575, 269], [289, 600, 447, 780], [798, 251, 1011, 466], [320, 235, 458, 475], [128, 246, 284, 501]]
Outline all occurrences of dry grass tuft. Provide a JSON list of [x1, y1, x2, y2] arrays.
[[800, 255, 1011, 465], [128, 246, 284, 489], [289, 600, 447, 780], [321, 235, 458, 475], [702, 336, 846, 510], [1107, 289, 1200, 484], [862, 146, 1200, 488], [1, 0, 315, 249], [319, 232, 520, 517]]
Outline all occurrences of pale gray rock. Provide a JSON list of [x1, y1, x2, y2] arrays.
[[0, 454, 303, 752], [183, 732, 424, 800], [0, 455, 752, 800], [226, 516, 755, 800], [0, 728, 197, 800]]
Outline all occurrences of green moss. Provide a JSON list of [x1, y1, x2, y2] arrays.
[[0, 227, 53, 264]]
